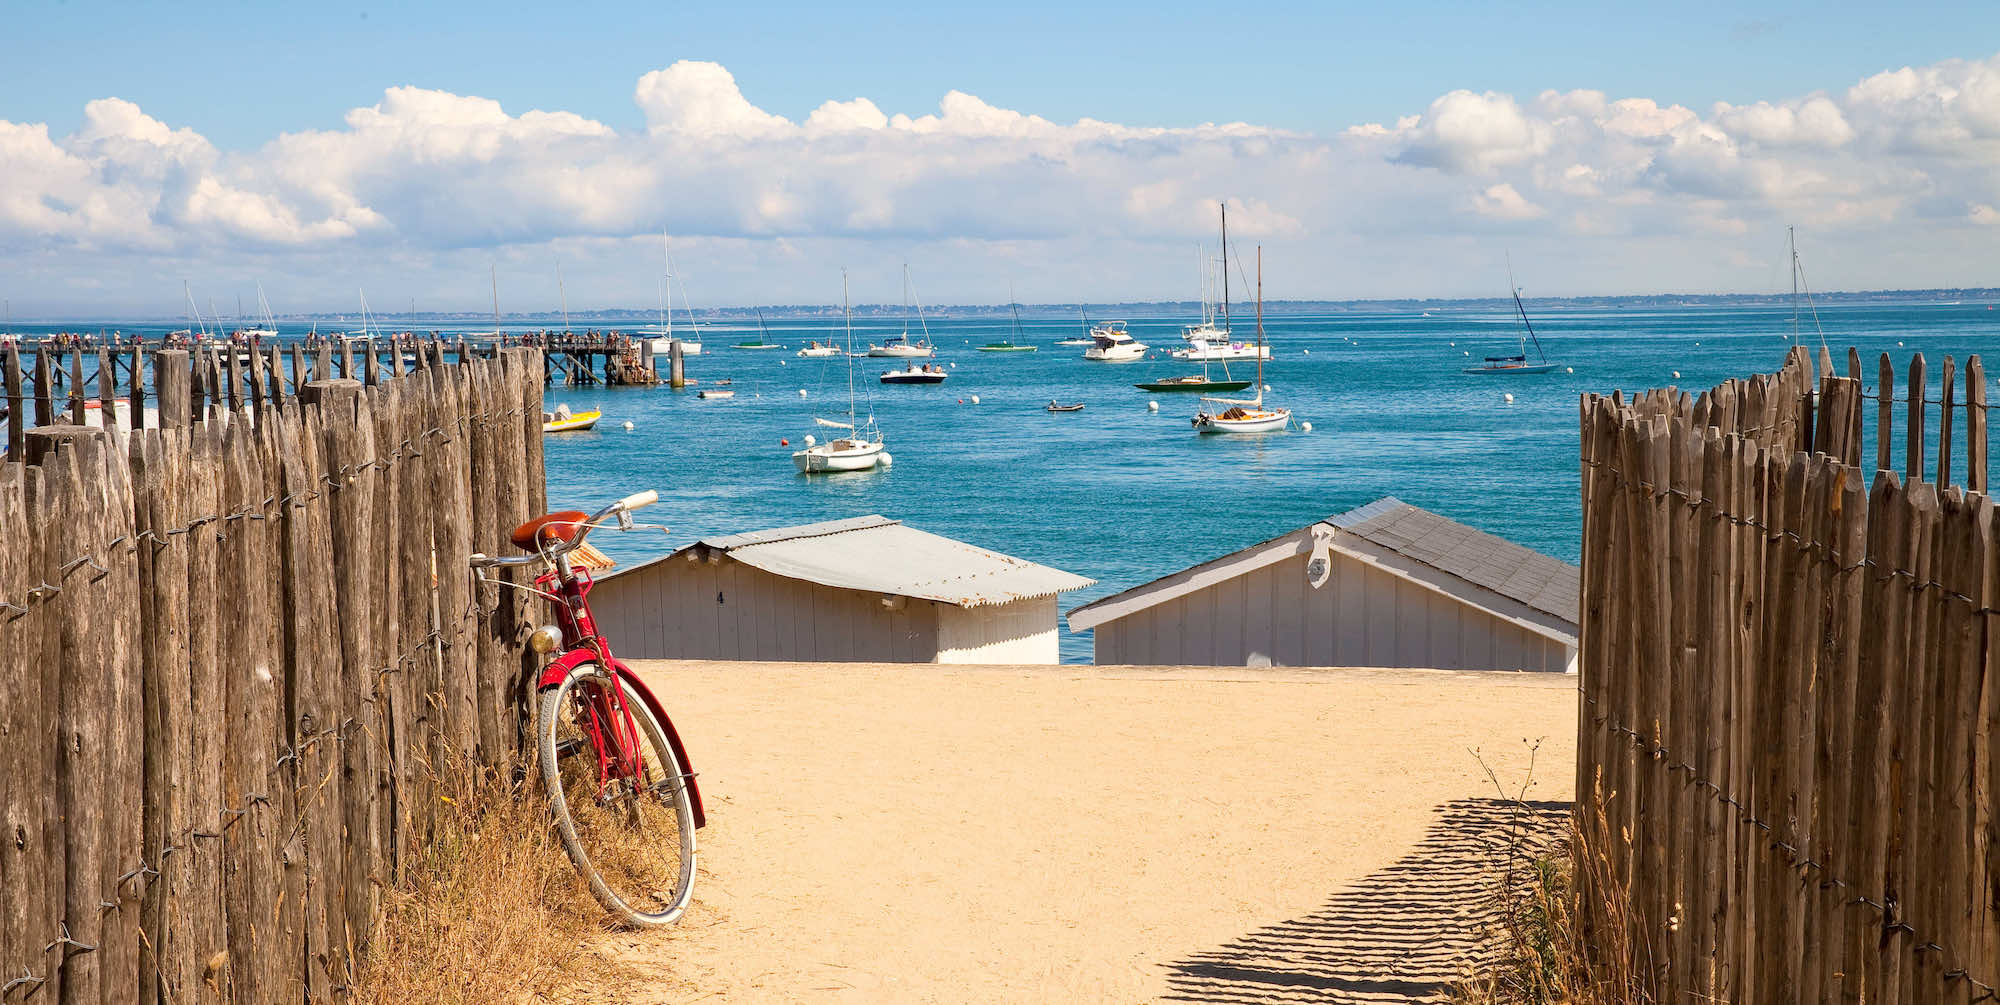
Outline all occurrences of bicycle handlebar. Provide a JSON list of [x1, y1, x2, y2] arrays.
[[469, 490, 660, 570]]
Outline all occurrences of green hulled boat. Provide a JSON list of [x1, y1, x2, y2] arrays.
[[1135, 375, 1253, 393], [980, 289, 1039, 352]]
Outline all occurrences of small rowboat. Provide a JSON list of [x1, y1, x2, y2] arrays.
[[698, 389, 734, 399], [542, 410, 601, 433], [1046, 401, 1085, 412]]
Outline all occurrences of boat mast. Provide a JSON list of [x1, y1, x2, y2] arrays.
[[843, 270, 858, 429], [490, 263, 501, 335], [662, 228, 674, 338], [1009, 280, 1022, 342], [1505, 254, 1547, 364], [1789, 225, 1800, 348], [556, 260, 571, 335], [1254, 245, 1263, 406], [1219, 204, 1230, 337]]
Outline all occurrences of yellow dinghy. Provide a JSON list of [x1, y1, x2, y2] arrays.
[[542, 409, 602, 433]]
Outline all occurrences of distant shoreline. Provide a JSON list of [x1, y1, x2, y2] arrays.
[[13, 288, 1998, 324]]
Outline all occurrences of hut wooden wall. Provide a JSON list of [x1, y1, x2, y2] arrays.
[[1091, 550, 1572, 671], [935, 596, 1059, 664], [0, 343, 543, 1002], [590, 554, 943, 663]]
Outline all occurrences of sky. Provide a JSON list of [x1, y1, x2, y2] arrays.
[[4, 1, 2000, 316]]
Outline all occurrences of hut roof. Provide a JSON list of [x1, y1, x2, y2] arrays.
[[651, 515, 1094, 608], [1065, 497, 1577, 639]]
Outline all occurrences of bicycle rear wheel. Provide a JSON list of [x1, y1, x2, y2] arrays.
[[537, 664, 697, 927]]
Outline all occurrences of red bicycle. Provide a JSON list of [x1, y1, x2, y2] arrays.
[[471, 490, 704, 927]]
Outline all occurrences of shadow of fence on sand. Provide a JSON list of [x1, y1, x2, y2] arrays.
[[1162, 798, 1571, 1004]]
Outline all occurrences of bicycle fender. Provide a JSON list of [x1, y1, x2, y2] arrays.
[[536, 647, 598, 690], [613, 659, 707, 830]]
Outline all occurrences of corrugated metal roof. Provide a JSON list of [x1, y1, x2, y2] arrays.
[[1329, 497, 1579, 625], [694, 515, 1094, 608]]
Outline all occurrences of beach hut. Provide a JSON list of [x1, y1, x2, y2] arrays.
[[1065, 497, 1578, 672], [588, 515, 1093, 664]]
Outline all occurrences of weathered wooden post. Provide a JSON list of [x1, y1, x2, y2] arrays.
[[669, 339, 685, 389], [154, 350, 190, 428], [4, 344, 22, 454]]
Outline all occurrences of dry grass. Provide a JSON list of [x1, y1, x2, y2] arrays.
[[352, 773, 644, 1005], [1455, 807, 1651, 1005]]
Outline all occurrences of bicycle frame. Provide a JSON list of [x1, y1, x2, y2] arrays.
[[532, 561, 707, 829]]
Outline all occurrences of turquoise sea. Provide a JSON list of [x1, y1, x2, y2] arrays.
[[12, 302, 2000, 661]]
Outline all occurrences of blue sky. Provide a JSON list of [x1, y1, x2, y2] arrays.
[[14, 1, 1993, 147], [4, 2, 2000, 314]]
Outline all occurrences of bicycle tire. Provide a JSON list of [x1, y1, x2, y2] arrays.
[[537, 664, 697, 927]]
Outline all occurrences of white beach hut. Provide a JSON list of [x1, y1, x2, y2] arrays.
[[588, 515, 1093, 664], [1065, 497, 1578, 672]]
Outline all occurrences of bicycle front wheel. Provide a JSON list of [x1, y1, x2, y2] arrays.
[[537, 664, 697, 927]]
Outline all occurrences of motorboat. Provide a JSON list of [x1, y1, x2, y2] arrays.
[[880, 363, 948, 384], [1083, 321, 1147, 362], [867, 335, 935, 358], [543, 408, 602, 433], [697, 389, 734, 399], [1173, 339, 1270, 362], [797, 340, 843, 357]]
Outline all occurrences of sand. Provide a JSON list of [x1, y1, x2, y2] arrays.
[[601, 661, 1576, 1003]]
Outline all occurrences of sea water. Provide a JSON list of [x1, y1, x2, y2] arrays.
[[12, 302, 1998, 661]]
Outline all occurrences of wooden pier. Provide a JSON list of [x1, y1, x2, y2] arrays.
[[0, 330, 668, 408]]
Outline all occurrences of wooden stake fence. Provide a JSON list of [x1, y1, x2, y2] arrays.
[[0, 347, 544, 1002], [1578, 346, 2000, 1002]]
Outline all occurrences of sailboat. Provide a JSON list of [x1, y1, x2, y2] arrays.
[[734, 309, 785, 349], [637, 229, 704, 355], [980, 285, 1038, 352], [1462, 258, 1557, 374], [1055, 308, 1094, 347], [1782, 225, 1829, 351], [233, 283, 278, 340], [1193, 236, 1290, 434], [793, 273, 889, 474], [867, 265, 937, 357], [1142, 205, 1255, 392]]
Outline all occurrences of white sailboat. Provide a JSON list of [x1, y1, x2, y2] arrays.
[[1194, 214, 1290, 435], [794, 273, 889, 474], [866, 265, 937, 357], [234, 283, 278, 339], [1180, 242, 1230, 343], [1055, 307, 1095, 347], [640, 228, 704, 355]]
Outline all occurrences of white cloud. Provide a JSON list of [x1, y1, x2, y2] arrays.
[[1390, 90, 1551, 173], [7, 54, 2000, 310], [1472, 183, 1545, 220]]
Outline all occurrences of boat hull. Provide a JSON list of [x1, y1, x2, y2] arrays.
[[1462, 363, 1558, 374], [1134, 379, 1254, 393], [1083, 347, 1147, 362], [880, 372, 947, 384], [869, 346, 934, 358], [793, 440, 885, 473], [542, 410, 602, 433], [733, 343, 784, 350], [1172, 345, 1270, 361], [1193, 408, 1291, 434], [977, 345, 1037, 352]]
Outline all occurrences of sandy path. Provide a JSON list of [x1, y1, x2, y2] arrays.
[[605, 662, 1576, 1003]]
